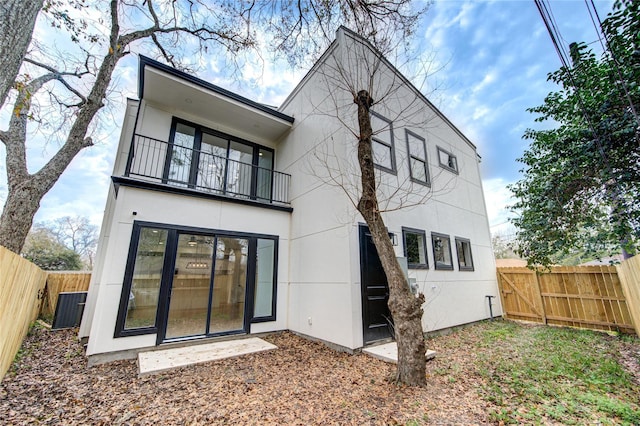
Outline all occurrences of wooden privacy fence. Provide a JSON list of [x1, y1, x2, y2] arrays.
[[0, 246, 48, 380], [497, 261, 640, 336], [41, 271, 92, 318]]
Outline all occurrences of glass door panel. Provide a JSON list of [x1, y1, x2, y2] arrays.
[[226, 141, 254, 197], [209, 237, 248, 333], [197, 133, 228, 192], [168, 123, 196, 186], [124, 227, 168, 330], [254, 239, 275, 318], [256, 149, 273, 201], [165, 234, 214, 339]]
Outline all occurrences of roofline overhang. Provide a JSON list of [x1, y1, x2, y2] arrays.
[[137, 55, 294, 124]]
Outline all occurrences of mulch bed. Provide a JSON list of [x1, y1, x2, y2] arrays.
[[1, 326, 493, 425]]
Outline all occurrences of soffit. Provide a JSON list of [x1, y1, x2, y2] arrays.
[[142, 66, 292, 142]]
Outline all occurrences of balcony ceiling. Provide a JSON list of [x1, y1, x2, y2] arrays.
[[141, 66, 293, 143]]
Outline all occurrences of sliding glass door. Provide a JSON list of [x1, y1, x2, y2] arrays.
[[115, 223, 278, 343], [164, 234, 249, 340], [165, 234, 214, 339], [209, 237, 248, 334]]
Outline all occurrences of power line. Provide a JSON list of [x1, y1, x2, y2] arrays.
[[533, 0, 634, 258], [586, 0, 640, 131]]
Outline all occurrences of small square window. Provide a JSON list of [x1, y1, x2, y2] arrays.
[[371, 111, 396, 173], [437, 147, 458, 173], [431, 232, 453, 270], [402, 227, 428, 269], [456, 237, 474, 271]]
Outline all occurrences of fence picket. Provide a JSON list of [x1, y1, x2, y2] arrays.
[[0, 246, 48, 380], [497, 262, 638, 335]]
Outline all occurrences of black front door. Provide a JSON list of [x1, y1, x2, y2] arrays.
[[359, 225, 393, 344]]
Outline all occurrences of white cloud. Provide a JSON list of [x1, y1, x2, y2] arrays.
[[472, 70, 496, 94], [472, 105, 490, 121]]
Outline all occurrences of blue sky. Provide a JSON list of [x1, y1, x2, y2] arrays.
[[0, 0, 614, 236]]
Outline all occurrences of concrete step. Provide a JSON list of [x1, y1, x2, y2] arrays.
[[138, 337, 277, 375], [363, 342, 436, 364]]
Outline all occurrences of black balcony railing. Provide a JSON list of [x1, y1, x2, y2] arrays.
[[125, 134, 290, 205]]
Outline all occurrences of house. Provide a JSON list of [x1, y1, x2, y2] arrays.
[[79, 27, 501, 362]]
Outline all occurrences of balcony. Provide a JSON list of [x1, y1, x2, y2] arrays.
[[122, 134, 291, 207]]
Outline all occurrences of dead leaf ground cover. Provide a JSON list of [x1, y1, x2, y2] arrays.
[[1, 320, 638, 425]]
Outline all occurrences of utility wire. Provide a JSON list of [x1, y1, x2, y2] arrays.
[[533, 0, 633, 258], [586, 0, 640, 132]]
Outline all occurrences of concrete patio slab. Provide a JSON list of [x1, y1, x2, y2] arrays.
[[138, 337, 277, 375], [363, 342, 436, 364]]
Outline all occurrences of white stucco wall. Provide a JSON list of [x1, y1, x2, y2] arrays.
[[278, 28, 500, 350], [85, 186, 291, 356], [83, 98, 292, 357], [84, 29, 500, 357]]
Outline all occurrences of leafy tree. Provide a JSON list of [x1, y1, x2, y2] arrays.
[[0, 0, 421, 254], [22, 226, 83, 270], [509, 0, 640, 267]]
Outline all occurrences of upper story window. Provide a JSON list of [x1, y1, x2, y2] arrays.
[[402, 227, 428, 269], [371, 111, 396, 174], [165, 118, 275, 201], [455, 237, 474, 271], [432, 232, 453, 270], [437, 146, 458, 174], [406, 130, 429, 185]]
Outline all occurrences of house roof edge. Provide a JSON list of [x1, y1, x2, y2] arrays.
[[137, 55, 294, 124]]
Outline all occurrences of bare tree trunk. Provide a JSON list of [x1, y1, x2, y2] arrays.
[[0, 184, 43, 253], [0, 0, 43, 109], [0, 1, 123, 254], [354, 90, 427, 386]]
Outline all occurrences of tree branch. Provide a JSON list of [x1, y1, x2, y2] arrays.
[[23, 57, 90, 103]]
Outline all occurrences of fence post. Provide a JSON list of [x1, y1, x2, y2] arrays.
[[617, 256, 640, 337]]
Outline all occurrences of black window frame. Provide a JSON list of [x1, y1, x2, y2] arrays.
[[437, 146, 459, 174], [431, 232, 454, 271], [114, 221, 279, 339], [455, 237, 474, 271], [370, 111, 397, 175], [405, 130, 430, 186], [164, 117, 275, 199], [402, 227, 429, 269]]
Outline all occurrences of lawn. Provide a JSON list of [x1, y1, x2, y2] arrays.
[[1, 320, 638, 425]]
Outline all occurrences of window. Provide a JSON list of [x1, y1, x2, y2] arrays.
[[402, 227, 428, 269], [432, 232, 453, 270], [456, 237, 474, 271], [254, 239, 277, 320], [406, 130, 429, 185], [115, 222, 279, 338], [437, 146, 458, 173], [371, 112, 396, 173], [116, 226, 169, 336], [165, 118, 275, 200]]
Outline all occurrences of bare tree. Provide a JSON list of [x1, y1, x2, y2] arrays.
[[0, 0, 426, 254], [48, 216, 98, 269], [297, 21, 448, 384]]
